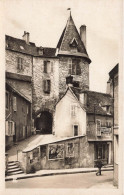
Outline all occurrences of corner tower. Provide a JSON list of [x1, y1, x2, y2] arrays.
[[56, 13, 91, 96]]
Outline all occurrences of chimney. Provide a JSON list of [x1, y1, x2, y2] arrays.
[[79, 92, 87, 106], [80, 25, 86, 48], [22, 31, 30, 44], [66, 75, 73, 88], [106, 79, 111, 94]]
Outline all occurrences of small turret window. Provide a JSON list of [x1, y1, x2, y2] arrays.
[[70, 38, 78, 53]]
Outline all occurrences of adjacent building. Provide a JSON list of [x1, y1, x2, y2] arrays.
[[108, 64, 119, 186], [6, 81, 32, 148]]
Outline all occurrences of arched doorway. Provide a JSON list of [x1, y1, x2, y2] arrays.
[[35, 111, 52, 134]]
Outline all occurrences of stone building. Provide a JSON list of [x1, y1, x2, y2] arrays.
[[107, 64, 119, 186], [6, 81, 32, 148], [5, 13, 91, 137]]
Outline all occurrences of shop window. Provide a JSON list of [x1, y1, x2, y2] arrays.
[[5, 121, 15, 136], [13, 96, 17, 112], [66, 143, 74, 157], [17, 57, 23, 70], [43, 80, 51, 94], [68, 59, 81, 75], [74, 125, 79, 136], [6, 91, 9, 110]]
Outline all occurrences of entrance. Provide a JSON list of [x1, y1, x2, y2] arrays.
[[95, 142, 109, 165], [35, 111, 52, 134]]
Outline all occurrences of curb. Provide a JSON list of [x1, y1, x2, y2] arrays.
[[5, 168, 113, 181]]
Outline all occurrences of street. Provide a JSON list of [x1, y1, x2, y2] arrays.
[[6, 171, 116, 189]]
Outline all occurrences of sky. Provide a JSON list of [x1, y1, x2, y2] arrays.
[[4, 0, 122, 93]]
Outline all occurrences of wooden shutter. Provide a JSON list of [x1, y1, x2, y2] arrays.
[[5, 121, 9, 136], [96, 120, 101, 136], [72, 59, 76, 75], [13, 96, 17, 111], [68, 59, 72, 74], [51, 61, 53, 72], [12, 122, 15, 135], [76, 60, 81, 75], [47, 80, 51, 93]]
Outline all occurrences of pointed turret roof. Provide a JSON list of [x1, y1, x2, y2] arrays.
[[56, 14, 91, 63]]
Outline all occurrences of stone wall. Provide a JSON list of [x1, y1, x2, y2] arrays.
[[21, 136, 94, 173], [6, 50, 32, 77], [59, 56, 89, 95], [32, 57, 59, 114]]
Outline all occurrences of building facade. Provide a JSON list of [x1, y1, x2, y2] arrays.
[[108, 64, 119, 186], [6, 82, 32, 148]]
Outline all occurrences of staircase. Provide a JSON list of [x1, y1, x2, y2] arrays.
[[6, 161, 24, 176]]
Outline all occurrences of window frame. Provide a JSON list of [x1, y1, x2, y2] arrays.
[[17, 57, 23, 70], [68, 59, 81, 75]]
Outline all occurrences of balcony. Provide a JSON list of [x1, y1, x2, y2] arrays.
[[87, 124, 113, 141]]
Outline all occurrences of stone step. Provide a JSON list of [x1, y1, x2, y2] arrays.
[[7, 170, 24, 176], [7, 167, 21, 173], [8, 165, 19, 170]]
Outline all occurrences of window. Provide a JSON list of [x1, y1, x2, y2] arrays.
[[66, 143, 74, 157], [96, 120, 101, 136], [70, 38, 78, 52], [17, 57, 23, 70], [6, 92, 9, 109], [13, 96, 17, 111], [43, 80, 51, 94], [68, 59, 81, 75], [74, 125, 78, 136], [71, 104, 77, 117], [5, 121, 15, 136], [44, 61, 51, 73]]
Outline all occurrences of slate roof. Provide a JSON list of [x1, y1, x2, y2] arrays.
[[71, 87, 113, 116], [109, 64, 118, 79], [56, 14, 91, 62], [6, 80, 31, 103], [6, 35, 56, 58], [6, 72, 31, 82]]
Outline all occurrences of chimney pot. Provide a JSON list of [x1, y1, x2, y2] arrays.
[[80, 25, 86, 48]]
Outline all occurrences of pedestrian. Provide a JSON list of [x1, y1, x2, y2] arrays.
[[96, 156, 103, 176]]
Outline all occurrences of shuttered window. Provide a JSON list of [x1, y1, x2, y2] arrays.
[[5, 121, 15, 136], [71, 104, 77, 117], [43, 80, 51, 94], [96, 120, 101, 136], [68, 59, 81, 75]]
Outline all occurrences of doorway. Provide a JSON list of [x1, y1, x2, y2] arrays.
[[35, 111, 52, 134]]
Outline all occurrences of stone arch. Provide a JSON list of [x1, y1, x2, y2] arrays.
[[34, 108, 53, 134]]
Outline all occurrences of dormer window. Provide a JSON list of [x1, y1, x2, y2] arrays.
[[70, 38, 78, 52], [38, 47, 43, 55]]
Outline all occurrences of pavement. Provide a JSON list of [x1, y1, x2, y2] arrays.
[[5, 166, 113, 181]]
